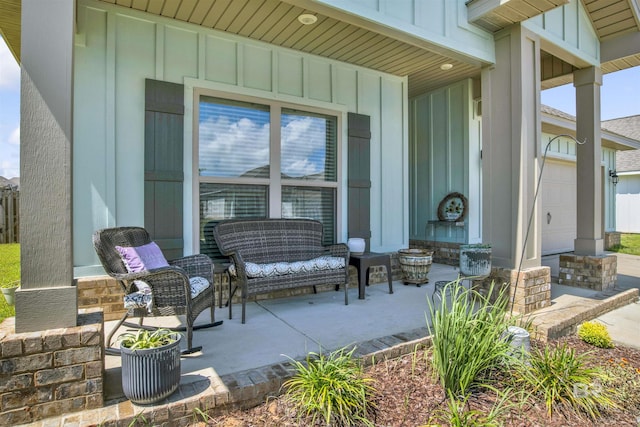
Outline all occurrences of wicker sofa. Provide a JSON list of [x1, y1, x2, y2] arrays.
[[213, 219, 350, 323]]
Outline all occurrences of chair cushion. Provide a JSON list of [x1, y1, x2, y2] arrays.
[[116, 241, 169, 273], [228, 255, 345, 278], [124, 276, 210, 312], [188, 276, 211, 298]]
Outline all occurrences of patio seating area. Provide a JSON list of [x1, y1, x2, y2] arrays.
[[17, 254, 639, 426]]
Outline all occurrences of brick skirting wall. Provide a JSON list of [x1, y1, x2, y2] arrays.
[[0, 309, 104, 426], [77, 254, 404, 318], [472, 266, 551, 314], [558, 254, 617, 291], [410, 239, 460, 266]]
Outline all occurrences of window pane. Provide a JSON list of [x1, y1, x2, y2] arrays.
[[282, 186, 336, 244], [199, 183, 267, 259], [281, 109, 337, 181], [199, 97, 270, 178]]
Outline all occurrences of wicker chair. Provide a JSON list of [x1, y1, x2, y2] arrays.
[[93, 227, 221, 354]]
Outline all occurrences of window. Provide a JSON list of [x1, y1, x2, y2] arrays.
[[198, 94, 339, 252]]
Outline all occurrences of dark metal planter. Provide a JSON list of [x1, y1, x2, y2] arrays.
[[459, 244, 492, 278], [120, 334, 181, 404]]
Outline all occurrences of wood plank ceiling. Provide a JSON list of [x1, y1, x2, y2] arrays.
[[98, 0, 640, 96], [98, 0, 481, 97], [1, 0, 637, 96], [584, 0, 640, 75], [540, 0, 640, 88], [466, 0, 571, 33], [0, 0, 20, 60]]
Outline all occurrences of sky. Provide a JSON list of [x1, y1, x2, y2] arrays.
[[0, 35, 20, 179], [0, 34, 639, 179]]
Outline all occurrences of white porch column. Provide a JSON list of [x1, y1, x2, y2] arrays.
[[573, 67, 604, 256], [15, 0, 77, 332], [481, 25, 542, 270]]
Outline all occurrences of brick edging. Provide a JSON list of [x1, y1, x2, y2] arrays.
[[538, 288, 639, 341]]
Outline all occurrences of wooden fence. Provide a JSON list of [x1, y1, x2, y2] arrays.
[[0, 188, 19, 243]]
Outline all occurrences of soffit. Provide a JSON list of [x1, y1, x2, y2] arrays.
[[466, 0, 570, 33], [99, 0, 481, 97], [583, 0, 640, 40], [0, 0, 20, 62], [468, 0, 640, 89]]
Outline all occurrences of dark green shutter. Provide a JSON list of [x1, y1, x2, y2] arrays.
[[347, 113, 371, 250], [144, 79, 184, 260]]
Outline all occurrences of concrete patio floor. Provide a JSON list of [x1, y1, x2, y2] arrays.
[[101, 252, 639, 402], [102, 261, 461, 403], [24, 253, 639, 426]]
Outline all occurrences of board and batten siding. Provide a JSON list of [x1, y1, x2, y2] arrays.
[[524, 0, 599, 66], [409, 79, 482, 244], [73, 0, 408, 275], [313, 0, 494, 63]]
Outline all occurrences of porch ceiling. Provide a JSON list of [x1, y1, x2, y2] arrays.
[[1, 0, 638, 96], [0, 0, 20, 61], [466, 0, 571, 33], [97, 0, 482, 98]]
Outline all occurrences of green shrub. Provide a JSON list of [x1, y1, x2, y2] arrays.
[[578, 321, 614, 348], [426, 279, 516, 396], [117, 328, 179, 350], [432, 389, 513, 427], [513, 343, 616, 418], [283, 347, 377, 426]]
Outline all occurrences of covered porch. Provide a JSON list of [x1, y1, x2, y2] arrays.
[[3, 255, 636, 426], [2, 0, 640, 425]]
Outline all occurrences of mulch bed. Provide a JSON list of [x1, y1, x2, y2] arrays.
[[198, 336, 640, 426]]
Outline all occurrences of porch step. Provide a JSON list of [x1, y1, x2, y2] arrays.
[[530, 287, 639, 341]]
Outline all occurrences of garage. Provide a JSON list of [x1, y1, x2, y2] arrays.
[[541, 159, 577, 255]]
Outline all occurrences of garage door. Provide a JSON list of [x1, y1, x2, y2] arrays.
[[541, 159, 576, 255]]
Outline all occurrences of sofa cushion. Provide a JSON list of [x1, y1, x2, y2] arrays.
[[228, 255, 345, 278]]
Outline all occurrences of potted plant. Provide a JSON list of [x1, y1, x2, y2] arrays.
[[1, 280, 19, 306], [118, 328, 182, 404], [459, 244, 492, 277], [398, 249, 434, 286]]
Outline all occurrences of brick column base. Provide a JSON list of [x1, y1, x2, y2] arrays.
[[0, 309, 104, 426], [604, 232, 621, 250], [558, 254, 617, 291], [472, 266, 551, 314]]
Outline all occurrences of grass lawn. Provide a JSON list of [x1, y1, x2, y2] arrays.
[[0, 243, 19, 321], [609, 233, 640, 256]]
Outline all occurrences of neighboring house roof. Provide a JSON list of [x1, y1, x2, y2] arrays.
[[603, 115, 640, 141], [0, 176, 19, 190], [541, 104, 576, 121], [616, 150, 640, 172], [541, 105, 640, 151], [603, 116, 640, 173]]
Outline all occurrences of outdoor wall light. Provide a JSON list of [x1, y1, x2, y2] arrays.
[[298, 14, 318, 25], [609, 169, 619, 185]]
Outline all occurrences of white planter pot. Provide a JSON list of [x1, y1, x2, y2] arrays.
[[1, 287, 17, 306], [347, 238, 365, 255]]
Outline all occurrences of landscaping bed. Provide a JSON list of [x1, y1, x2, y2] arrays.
[[196, 336, 640, 426]]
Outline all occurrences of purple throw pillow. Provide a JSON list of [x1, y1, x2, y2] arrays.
[[115, 242, 169, 273]]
